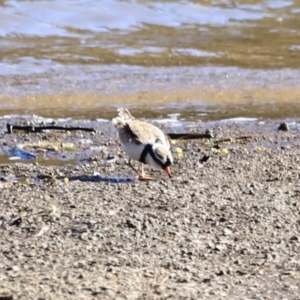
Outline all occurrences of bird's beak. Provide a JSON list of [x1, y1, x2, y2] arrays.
[[163, 166, 172, 178]]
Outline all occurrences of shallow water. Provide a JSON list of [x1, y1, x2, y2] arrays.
[[2, 0, 300, 69], [1, 0, 300, 120], [0, 154, 76, 166]]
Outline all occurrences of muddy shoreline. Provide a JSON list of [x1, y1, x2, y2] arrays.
[[1, 117, 300, 299], [0, 115, 299, 165], [1, 65, 300, 122]]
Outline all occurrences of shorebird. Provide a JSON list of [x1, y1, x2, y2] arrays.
[[112, 108, 173, 179]]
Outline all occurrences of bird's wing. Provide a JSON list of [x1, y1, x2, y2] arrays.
[[128, 121, 169, 146]]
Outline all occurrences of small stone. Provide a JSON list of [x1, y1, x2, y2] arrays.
[[278, 122, 289, 131], [0, 288, 13, 300], [223, 228, 232, 236]]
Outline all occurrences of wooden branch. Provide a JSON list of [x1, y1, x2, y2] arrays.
[[167, 133, 213, 140], [217, 136, 252, 143], [168, 133, 252, 142], [6, 124, 96, 134]]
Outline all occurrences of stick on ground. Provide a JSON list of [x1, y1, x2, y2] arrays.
[[6, 124, 96, 134]]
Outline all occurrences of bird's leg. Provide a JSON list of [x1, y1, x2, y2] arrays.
[[126, 160, 153, 180], [126, 159, 140, 175], [140, 164, 153, 180]]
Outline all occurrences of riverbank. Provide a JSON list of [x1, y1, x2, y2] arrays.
[[1, 118, 300, 299]]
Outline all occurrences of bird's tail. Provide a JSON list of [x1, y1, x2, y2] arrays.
[[112, 108, 135, 127]]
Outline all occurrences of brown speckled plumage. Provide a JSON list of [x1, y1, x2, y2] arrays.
[[112, 108, 173, 179]]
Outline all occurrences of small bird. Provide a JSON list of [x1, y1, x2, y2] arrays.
[[112, 108, 173, 179]]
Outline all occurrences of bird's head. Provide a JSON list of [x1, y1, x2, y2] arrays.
[[151, 144, 173, 177]]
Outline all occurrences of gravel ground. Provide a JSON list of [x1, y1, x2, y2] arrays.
[[1, 118, 300, 299]]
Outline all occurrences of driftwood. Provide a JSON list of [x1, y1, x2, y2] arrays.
[[168, 133, 252, 142], [217, 136, 252, 143], [6, 124, 96, 134], [167, 132, 213, 140], [6, 123, 251, 142]]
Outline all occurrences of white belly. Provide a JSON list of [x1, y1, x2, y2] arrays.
[[122, 142, 146, 162]]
